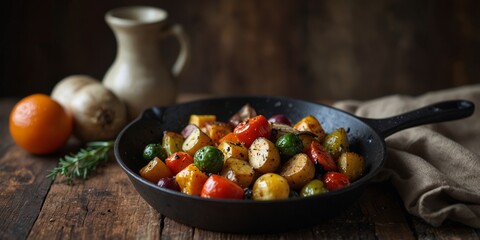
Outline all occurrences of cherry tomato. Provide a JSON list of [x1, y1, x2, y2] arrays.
[[165, 151, 194, 175], [233, 115, 272, 147], [322, 171, 350, 191], [194, 146, 224, 173], [200, 174, 245, 199], [306, 141, 337, 171]]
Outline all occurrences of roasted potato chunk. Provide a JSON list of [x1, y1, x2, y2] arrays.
[[203, 121, 233, 145], [252, 173, 290, 200], [337, 152, 365, 182], [293, 115, 326, 141], [217, 141, 248, 161], [182, 125, 214, 156], [278, 153, 315, 190], [248, 137, 281, 173], [162, 131, 185, 156], [221, 158, 255, 188]]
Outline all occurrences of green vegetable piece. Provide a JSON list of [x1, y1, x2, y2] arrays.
[[275, 133, 304, 159], [300, 179, 328, 197], [194, 146, 224, 173], [323, 128, 349, 159], [143, 143, 167, 161]]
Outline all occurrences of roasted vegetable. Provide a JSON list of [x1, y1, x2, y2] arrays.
[[220, 158, 255, 188], [165, 151, 194, 175], [275, 133, 304, 160], [337, 152, 365, 181], [157, 177, 181, 191], [201, 174, 244, 199], [203, 121, 233, 145], [182, 125, 214, 156], [189, 114, 216, 128], [306, 140, 337, 172], [270, 123, 299, 141], [293, 115, 326, 141], [278, 153, 315, 190], [194, 146, 224, 173], [162, 131, 185, 156], [297, 132, 316, 152], [268, 114, 292, 126], [218, 132, 241, 144], [139, 157, 174, 183], [322, 171, 350, 191], [300, 179, 328, 197], [248, 137, 281, 173], [217, 141, 249, 161], [175, 163, 209, 196], [252, 173, 290, 200], [323, 127, 349, 159], [180, 124, 197, 139], [234, 115, 272, 147], [229, 104, 257, 127], [143, 143, 167, 161]]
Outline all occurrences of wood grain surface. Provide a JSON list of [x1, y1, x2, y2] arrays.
[[2, 0, 479, 101], [1, 98, 479, 239]]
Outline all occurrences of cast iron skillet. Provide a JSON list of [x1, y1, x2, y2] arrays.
[[114, 96, 474, 233]]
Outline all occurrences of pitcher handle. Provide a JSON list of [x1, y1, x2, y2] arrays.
[[161, 24, 189, 77]]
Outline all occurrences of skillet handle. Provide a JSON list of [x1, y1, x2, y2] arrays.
[[360, 100, 475, 139]]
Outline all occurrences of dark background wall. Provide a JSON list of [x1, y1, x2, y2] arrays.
[[1, 0, 479, 102]]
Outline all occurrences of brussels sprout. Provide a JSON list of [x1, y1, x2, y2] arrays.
[[143, 143, 167, 161], [275, 133, 304, 159], [300, 179, 328, 197], [278, 153, 315, 190], [194, 146, 224, 173]]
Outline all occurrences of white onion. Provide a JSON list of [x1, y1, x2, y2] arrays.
[[51, 75, 128, 141]]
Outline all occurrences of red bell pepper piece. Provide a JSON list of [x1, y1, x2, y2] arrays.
[[165, 151, 194, 175], [200, 174, 244, 199], [306, 141, 337, 171], [233, 115, 272, 147]]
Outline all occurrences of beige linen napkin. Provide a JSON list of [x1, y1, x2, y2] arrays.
[[333, 84, 480, 228]]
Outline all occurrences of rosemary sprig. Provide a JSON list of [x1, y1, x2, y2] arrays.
[[47, 140, 115, 184]]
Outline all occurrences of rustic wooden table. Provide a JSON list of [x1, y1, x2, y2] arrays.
[[1, 97, 478, 239]]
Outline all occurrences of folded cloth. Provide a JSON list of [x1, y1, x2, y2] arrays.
[[333, 84, 480, 228]]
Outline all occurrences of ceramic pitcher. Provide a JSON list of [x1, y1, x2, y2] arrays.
[[103, 6, 189, 120]]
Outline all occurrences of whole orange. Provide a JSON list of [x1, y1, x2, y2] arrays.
[[9, 93, 73, 154]]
